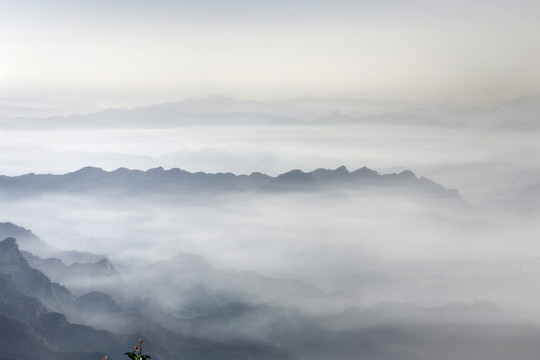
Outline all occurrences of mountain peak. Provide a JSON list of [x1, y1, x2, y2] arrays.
[[276, 169, 316, 184], [172, 253, 214, 270], [398, 170, 416, 178], [0, 237, 32, 271], [0, 238, 32, 276], [0, 237, 18, 248], [0, 222, 34, 237], [67, 166, 106, 177], [0, 238, 21, 256], [0, 222, 58, 260], [351, 167, 379, 177], [0, 236, 68, 308], [146, 166, 165, 173]]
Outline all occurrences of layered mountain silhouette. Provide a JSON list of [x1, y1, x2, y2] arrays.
[[3, 222, 540, 360], [0, 238, 123, 360], [0, 222, 107, 263], [0, 236, 296, 360], [4, 95, 538, 130], [22, 251, 121, 295], [0, 238, 72, 312], [0, 165, 461, 199]]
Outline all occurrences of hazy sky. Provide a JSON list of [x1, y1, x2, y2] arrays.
[[0, 0, 538, 205], [1, 0, 539, 107]]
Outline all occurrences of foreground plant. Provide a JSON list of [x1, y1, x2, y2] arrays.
[[101, 338, 151, 360], [125, 338, 152, 360]]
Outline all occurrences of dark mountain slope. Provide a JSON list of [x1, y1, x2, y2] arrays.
[[0, 222, 107, 263], [0, 237, 297, 360], [0, 238, 72, 312]]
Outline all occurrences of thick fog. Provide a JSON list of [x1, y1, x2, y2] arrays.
[[0, 96, 538, 205], [1, 1, 538, 358], [0, 179, 537, 315], [0, 97, 538, 360]]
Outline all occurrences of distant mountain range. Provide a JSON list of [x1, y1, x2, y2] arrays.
[[0, 165, 461, 200], [2, 95, 538, 130]]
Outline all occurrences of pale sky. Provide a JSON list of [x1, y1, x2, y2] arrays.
[[1, 0, 539, 107]]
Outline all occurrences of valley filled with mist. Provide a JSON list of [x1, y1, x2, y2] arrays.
[[2, 0, 539, 358], [0, 94, 538, 360]]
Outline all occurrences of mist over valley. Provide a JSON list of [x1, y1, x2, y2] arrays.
[[1, 0, 539, 357], [0, 156, 538, 359]]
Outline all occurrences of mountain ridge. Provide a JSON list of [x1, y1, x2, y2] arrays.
[[0, 222, 108, 264], [3, 95, 538, 131], [0, 165, 462, 200]]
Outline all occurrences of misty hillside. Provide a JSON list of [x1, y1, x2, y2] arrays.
[[0, 165, 461, 200], [0, 236, 295, 360], [0, 221, 108, 263], [2, 0, 538, 359], [2, 224, 540, 360]]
